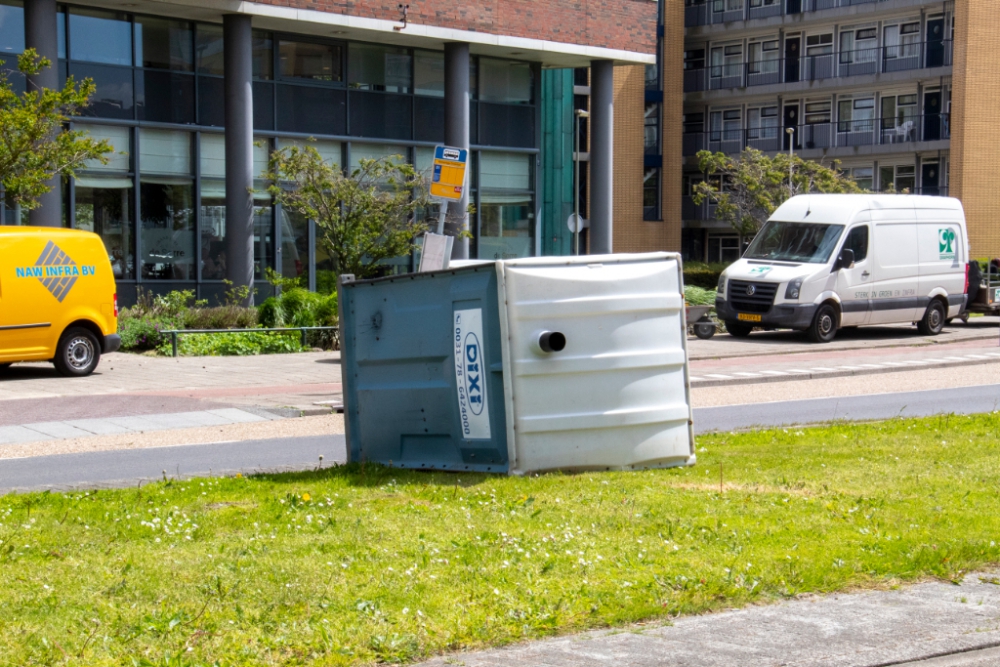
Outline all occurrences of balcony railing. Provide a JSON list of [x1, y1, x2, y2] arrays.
[[687, 0, 901, 27], [682, 114, 950, 156], [684, 41, 952, 93]]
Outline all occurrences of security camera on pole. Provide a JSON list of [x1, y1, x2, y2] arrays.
[[419, 145, 469, 272]]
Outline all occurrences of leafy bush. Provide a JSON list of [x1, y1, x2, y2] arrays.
[[117, 314, 176, 351], [684, 285, 718, 306], [258, 287, 339, 349], [684, 261, 731, 289], [181, 305, 258, 330], [159, 331, 306, 357]]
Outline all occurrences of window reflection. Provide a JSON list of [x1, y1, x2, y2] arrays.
[[135, 16, 193, 71], [0, 1, 24, 55], [140, 181, 195, 280], [75, 181, 134, 279], [349, 43, 411, 93], [279, 40, 341, 82], [279, 208, 309, 286], [69, 9, 131, 66]]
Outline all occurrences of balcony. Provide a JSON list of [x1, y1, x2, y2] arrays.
[[682, 113, 950, 157], [686, 0, 930, 27], [684, 41, 952, 93]]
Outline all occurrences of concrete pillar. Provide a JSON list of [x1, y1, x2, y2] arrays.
[[25, 0, 61, 227], [223, 14, 254, 304], [589, 60, 615, 254], [444, 42, 470, 259]]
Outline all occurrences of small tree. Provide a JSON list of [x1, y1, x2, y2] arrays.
[[691, 148, 866, 245], [264, 143, 431, 279], [0, 50, 113, 208]]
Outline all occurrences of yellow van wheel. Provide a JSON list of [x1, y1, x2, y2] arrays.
[[54, 327, 101, 377]]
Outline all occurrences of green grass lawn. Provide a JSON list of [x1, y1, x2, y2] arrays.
[[3, 414, 1000, 666]]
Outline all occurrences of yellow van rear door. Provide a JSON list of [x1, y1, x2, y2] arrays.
[[0, 237, 58, 359]]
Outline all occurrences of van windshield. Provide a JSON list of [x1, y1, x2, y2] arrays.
[[744, 220, 845, 264]]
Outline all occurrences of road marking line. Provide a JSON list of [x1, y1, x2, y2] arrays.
[[761, 370, 789, 376], [920, 358, 947, 363], [810, 367, 836, 372], [882, 362, 907, 367], [705, 374, 734, 379], [733, 372, 763, 377], [689, 377, 704, 382], [964, 354, 991, 359], [786, 369, 811, 374], [858, 364, 884, 368], [942, 356, 969, 361], [838, 366, 864, 370]]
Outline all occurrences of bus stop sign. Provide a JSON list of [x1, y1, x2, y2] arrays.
[[430, 146, 468, 201]]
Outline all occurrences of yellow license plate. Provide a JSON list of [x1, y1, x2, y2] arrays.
[[737, 313, 762, 322]]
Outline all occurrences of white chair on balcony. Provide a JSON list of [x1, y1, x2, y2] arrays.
[[894, 120, 915, 143]]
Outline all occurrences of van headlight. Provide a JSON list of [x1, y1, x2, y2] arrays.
[[785, 278, 803, 300], [717, 274, 726, 295]]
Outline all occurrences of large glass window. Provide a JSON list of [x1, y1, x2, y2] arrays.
[[479, 152, 533, 260], [644, 103, 660, 155], [479, 59, 532, 104], [643, 168, 661, 221], [135, 16, 193, 71], [279, 208, 309, 285], [0, 1, 24, 56], [195, 24, 224, 75], [198, 133, 271, 280], [74, 124, 134, 279], [349, 43, 411, 93], [276, 138, 341, 167], [139, 129, 194, 280], [279, 39, 341, 82], [69, 9, 132, 66], [414, 50, 444, 96]]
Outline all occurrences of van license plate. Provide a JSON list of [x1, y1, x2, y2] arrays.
[[737, 313, 762, 322]]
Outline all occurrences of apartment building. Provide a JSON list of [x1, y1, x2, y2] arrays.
[[679, 0, 1000, 262]]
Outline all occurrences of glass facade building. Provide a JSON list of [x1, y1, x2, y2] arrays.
[[0, 2, 542, 304]]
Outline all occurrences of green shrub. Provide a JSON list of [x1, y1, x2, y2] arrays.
[[684, 285, 718, 306], [159, 331, 306, 357], [118, 314, 176, 351], [182, 305, 258, 330], [258, 287, 338, 333], [257, 297, 286, 328], [684, 261, 731, 289]]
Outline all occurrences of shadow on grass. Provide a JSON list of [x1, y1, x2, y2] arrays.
[[247, 461, 500, 489]]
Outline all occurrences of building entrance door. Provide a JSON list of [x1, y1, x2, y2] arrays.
[[921, 163, 940, 196], [925, 18, 945, 68], [784, 37, 800, 82], [783, 104, 799, 149], [923, 91, 942, 141]]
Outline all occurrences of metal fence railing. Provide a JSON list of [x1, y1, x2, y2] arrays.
[[684, 41, 953, 93], [160, 326, 340, 357]]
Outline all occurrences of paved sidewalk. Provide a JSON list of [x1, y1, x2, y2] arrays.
[[418, 573, 1000, 667], [0, 407, 279, 445]]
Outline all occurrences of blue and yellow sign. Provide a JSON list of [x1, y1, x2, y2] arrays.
[[430, 146, 468, 201]]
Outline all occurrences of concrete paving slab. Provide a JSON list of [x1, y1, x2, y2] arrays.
[[20, 422, 95, 439], [417, 573, 1000, 667], [205, 408, 271, 423], [0, 425, 52, 445], [137, 411, 234, 430], [63, 419, 135, 436]]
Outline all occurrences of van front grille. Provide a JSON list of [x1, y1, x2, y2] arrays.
[[728, 280, 778, 314]]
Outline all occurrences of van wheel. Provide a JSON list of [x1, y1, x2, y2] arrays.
[[807, 304, 838, 343], [54, 327, 101, 377], [918, 299, 946, 336], [726, 321, 753, 338], [0, 363, 10, 373]]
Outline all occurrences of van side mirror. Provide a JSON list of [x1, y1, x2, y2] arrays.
[[836, 248, 855, 271]]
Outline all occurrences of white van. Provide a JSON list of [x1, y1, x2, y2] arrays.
[[715, 194, 969, 343]]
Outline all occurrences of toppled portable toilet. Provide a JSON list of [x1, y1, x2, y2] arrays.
[[338, 253, 695, 474]]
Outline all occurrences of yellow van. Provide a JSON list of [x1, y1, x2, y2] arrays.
[[0, 227, 119, 377]]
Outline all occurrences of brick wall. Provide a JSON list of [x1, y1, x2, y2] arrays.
[[951, 0, 1000, 257], [257, 0, 658, 54], [610, 0, 683, 254]]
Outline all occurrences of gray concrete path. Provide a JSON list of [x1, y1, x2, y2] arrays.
[[0, 434, 346, 493], [0, 407, 279, 445], [416, 573, 1000, 667], [4, 383, 1000, 491]]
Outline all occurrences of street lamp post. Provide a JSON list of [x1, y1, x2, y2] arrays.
[[573, 109, 590, 256], [785, 126, 796, 193]]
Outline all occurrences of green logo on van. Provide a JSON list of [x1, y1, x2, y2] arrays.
[[938, 228, 956, 260], [14, 241, 97, 302]]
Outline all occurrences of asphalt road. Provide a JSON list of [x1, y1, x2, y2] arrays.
[[3, 383, 1000, 493]]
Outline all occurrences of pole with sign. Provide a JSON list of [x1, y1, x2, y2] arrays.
[[419, 146, 468, 272]]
